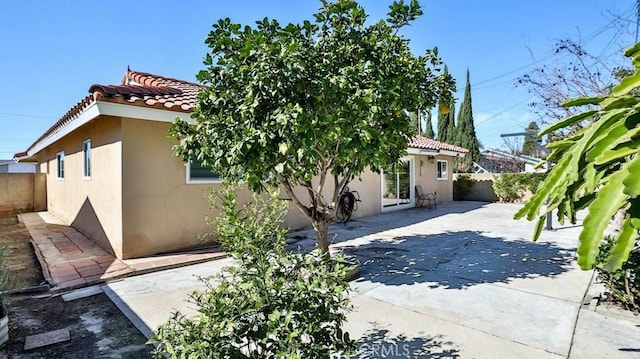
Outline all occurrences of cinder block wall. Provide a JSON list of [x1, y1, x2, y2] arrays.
[[0, 173, 47, 213]]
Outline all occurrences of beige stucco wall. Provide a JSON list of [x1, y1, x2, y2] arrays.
[[281, 167, 383, 229], [34, 113, 459, 259], [122, 119, 208, 258], [0, 173, 46, 212], [285, 154, 456, 227], [116, 119, 460, 257], [37, 116, 124, 256], [412, 154, 453, 203], [120, 118, 262, 258]]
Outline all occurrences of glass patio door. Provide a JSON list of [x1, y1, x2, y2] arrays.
[[381, 157, 414, 211]]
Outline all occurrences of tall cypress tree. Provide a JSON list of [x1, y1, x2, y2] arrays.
[[436, 104, 449, 141], [408, 111, 420, 135], [423, 109, 435, 138], [445, 105, 456, 144], [455, 69, 481, 172]]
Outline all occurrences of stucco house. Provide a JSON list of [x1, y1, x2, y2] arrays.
[[477, 149, 547, 174], [15, 70, 467, 259]]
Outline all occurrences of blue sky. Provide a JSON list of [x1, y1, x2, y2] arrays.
[[0, 0, 636, 159]]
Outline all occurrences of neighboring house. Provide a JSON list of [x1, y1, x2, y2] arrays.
[[15, 70, 467, 259], [477, 149, 547, 174], [0, 159, 37, 173]]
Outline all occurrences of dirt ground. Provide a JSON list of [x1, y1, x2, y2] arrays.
[[0, 214, 153, 358], [0, 215, 43, 288]]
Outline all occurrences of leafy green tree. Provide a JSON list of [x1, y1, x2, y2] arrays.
[[436, 65, 456, 142], [150, 184, 355, 358], [454, 69, 481, 172], [521, 121, 541, 157], [169, 0, 454, 255], [516, 42, 640, 272], [423, 110, 435, 138]]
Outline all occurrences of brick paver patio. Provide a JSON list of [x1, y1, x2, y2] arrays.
[[19, 212, 226, 290]]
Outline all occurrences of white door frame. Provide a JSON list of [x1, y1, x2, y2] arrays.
[[380, 156, 415, 212]]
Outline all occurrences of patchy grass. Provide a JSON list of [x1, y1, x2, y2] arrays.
[[0, 215, 43, 288], [0, 214, 152, 358], [5, 293, 152, 358]]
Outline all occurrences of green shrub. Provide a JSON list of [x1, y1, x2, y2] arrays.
[[596, 235, 640, 310], [492, 173, 546, 202], [453, 174, 476, 200], [521, 172, 546, 193], [150, 184, 356, 358]]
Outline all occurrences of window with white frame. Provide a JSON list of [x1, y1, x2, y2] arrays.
[[56, 151, 65, 179], [186, 159, 221, 183], [437, 160, 448, 180], [82, 139, 92, 179]]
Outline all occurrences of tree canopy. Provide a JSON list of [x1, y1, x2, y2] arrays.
[[516, 42, 640, 272], [169, 0, 454, 253], [436, 65, 456, 143], [521, 121, 541, 157]]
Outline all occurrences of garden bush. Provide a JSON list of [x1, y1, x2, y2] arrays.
[[453, 174, 476, 200], [596, 235, 640, 311], [150, 184, 356, 358], [492, 173, 546, 202]]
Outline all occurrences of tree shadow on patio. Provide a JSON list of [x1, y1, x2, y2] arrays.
[[341, 231, 575, 289], [347, 326, 460, 358], [287, 201, 490, 251]]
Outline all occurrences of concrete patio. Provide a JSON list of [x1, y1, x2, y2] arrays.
[[101, 201, 640, 358]]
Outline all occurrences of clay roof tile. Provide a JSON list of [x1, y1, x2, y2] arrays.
[[409, 136, 468, 154]]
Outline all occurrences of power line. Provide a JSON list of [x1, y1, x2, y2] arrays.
[[636, 0, 640, 42], [0, 111, 56, 120], [471, 3, 636, 89], [472, 2, 636, 132], [475, 97, 533, 128]]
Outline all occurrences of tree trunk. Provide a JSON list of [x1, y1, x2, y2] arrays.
[[313, 219, 330, 256]]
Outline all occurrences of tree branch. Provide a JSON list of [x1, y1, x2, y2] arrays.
[[276, 173, 312, 220]]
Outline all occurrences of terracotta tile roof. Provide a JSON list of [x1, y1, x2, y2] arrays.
[[13, 151, 28, 159], [90, 70, 205, 112], [409, 136, 468, 154], [19, 94, 95, 159], [16, 69, 467, 159], [16, 69, 204, 158]]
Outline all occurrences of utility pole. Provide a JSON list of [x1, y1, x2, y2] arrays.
[[636, 0, 640, 43], [500, 131, 553, 231]]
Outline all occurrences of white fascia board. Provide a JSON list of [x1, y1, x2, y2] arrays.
[[26, 101, 195, 158], [407, 148, 466, 157], [440, 150, 466, 157], [28, 102, 101, 157], [407, 148, 439, 155], [96, 102, 195, 124]]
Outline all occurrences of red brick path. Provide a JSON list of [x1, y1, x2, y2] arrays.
[[19, 212, 225, 290]]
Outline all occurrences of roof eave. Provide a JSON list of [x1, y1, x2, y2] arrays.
[[23, 101, 195, 158], [407, 147, 467, 157]]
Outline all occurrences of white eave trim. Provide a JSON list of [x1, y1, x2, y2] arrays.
[[96, 102, 195, 124], [407, 148, 466, 157], [25, 101, 195, 158], [440, 150, 466, 158], [407, 148, 439, 155]]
